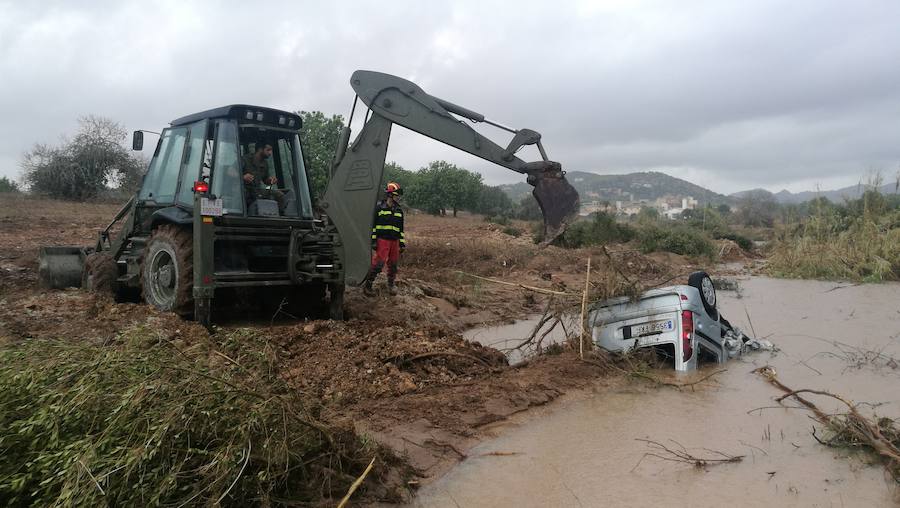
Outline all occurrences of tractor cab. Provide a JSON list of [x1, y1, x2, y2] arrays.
[[136, 105, 313, 219]]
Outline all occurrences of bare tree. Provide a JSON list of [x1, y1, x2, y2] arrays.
[[21, 115, 144, 200]]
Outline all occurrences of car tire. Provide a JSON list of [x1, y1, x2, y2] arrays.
[[688, 271, 717, 317], [142, 225, 194, 315]]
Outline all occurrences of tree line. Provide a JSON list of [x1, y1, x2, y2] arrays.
[[14, 110, 539, 219]]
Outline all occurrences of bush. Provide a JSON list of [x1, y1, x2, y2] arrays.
[[637, 224, 716, 258], [21, 116, 144, 200], [501, 225, 522, 237], [716, 232, 754, 251], [485, 214, 511, 226], [549, 212, 635, 248], [0, 176, 19, 193]]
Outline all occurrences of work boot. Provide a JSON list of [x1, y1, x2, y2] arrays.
[[387, 278, 397, 296], [362, 273, 377, 296]]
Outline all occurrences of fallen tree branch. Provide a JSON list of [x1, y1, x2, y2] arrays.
[[754, 365, 900, 480], [336, 456, 376, 508], [632, 438, 743, 471], [455, 271, 573, 296]]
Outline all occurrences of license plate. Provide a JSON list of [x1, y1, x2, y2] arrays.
[[200, 197, 224, 217], [628, 319, 674, 337]]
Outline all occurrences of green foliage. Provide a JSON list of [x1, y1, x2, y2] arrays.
[[297, 110, 345, 198], [501, 225, 522, 237], [680, 206, 729, 237], [0, 326, 388, 506], [768, 188, 900, 281], [21, 116, 144, 200], [382, 161, 416, 192], [484, 214, 511, 226], [0, 176, 19, 193], [513, 195, 543, 221], [550, 212, 635, 248], [717, 232, 754, 251], [734, 190, 778, 227], [476, 185, 513, 217], [407, 161, 482, 216], [637, 224, 716, 258], [636, 206, 659, 225]]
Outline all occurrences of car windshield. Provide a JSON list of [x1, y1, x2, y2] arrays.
[[210, 120, 313, 218]]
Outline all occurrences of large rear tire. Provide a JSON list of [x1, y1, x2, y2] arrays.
[[142, 225, 194, 315], [82, 252, 118, 294]]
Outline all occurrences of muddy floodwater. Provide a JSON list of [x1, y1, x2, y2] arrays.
[[412, 277, 900, 507], [464, 314, 571, 365]]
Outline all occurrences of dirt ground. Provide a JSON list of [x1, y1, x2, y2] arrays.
[[0, 194, 746, 500]]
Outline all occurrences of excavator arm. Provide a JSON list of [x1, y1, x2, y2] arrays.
[[322, 70, 580, 285]]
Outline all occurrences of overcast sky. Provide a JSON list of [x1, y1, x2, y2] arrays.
[[1, 0, 899, 194]]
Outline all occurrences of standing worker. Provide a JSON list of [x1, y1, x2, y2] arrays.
[[363, 182, 406, 295]]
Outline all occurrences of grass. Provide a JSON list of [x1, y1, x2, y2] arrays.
[[0, 323, 401, 506], [768, 198, 900, 282]]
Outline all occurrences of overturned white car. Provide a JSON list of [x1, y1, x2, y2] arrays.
[[588, 272, 756, 372]]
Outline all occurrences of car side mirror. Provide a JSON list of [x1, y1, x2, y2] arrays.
[[132, 131, 144, 151]]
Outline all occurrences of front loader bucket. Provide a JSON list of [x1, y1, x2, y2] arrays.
[[38, 246, 87, 289], [532, 174, 580, 245]]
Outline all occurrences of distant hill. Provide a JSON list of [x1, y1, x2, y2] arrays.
[[500, 170, 730, 204], [731, 182, 900, 204]]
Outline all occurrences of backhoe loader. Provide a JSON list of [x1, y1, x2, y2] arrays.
[[38, 70, 580, 326]]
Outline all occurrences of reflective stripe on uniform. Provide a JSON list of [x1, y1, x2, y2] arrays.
[[374, 225, 401, 232]]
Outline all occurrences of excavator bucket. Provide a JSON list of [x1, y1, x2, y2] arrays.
[[531, 173, 580, 245], [38, 246, 86, 289]]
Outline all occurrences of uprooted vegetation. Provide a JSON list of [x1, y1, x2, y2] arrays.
[[0, 321, 411, 506], [756, 366, 900, 482]]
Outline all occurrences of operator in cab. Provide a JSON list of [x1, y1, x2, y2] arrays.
[[242, 142, 286, 215], [362, 182, 406, 296]]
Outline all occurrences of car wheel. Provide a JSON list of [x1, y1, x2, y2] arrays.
[[142, 225, 194, 315], [688, 271, 717, 316]]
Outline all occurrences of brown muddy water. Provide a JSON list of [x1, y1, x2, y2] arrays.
[[464, 314, 571, 365], [412, 277, 900, 507]]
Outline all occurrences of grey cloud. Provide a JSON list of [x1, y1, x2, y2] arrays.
[[1, 0, 898, 195]]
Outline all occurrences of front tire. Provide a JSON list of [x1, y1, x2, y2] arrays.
[[82, 252, 118, 294], [142, 225, 194, 315]]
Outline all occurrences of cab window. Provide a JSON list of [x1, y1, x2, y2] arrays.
[[139, 127, 187, 203], [176, 120, 208, 207], [210, 120, 244, 215]]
